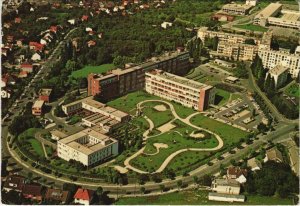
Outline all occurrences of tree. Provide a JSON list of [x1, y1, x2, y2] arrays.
[[65, 60, 77, 72], [177, 180, 183, 190], [257, 122, 268, 133], [199, 175, 212, 186], [140, 187, 146, 194], [245, 38, 256, 45], [159, 184, 165, 193], [96, 186, 103, 197], [212, 36, 219, 51], [193, 176, 199, 186]]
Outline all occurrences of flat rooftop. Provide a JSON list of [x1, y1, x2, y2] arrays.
[[255, 2, 282, 18], [222, 3, 252, 10], [59, 128, 116, 155], [147, 70, 212, 91], [39, 88, 52, 96], [269, 64, 288, 75], [33, 100, 44, 108]]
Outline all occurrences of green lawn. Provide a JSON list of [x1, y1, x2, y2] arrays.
[[107, 90, 196, 118], [284, 83, 300, 98], [190, 114, 248, 146], [233, 24, 268, 32], [115, 190, 294, 205], [215, 89, 231, 106], [28, 139, 45, 157], [131, 120, 219, 173], [70, 64, 115, 78]]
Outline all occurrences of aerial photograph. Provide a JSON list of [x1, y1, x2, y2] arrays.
[[1, 0, 299, 205]]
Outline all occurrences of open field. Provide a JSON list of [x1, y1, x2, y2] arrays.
[[190, 114, 248, 146], [233, 24, 268, 32], [70, 64, 115, 78], [28, 139, 45, 157], [115, 190, 294, 205]]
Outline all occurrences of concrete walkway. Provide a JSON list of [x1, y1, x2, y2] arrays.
[[123, 100, 224, 174], [142, 115, 155, 139], [41, 143, 49, 159]]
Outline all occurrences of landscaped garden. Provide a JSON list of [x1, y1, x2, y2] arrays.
[[70, 64, 116, 78], [284, 82, 300, 98]]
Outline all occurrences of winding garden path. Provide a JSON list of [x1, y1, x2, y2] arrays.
[[123, 100, 224, 174]]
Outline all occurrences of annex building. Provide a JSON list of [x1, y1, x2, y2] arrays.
[[145, 69, 215, 111], [57, 128, 118, 166], [221, 3, 253, 15]]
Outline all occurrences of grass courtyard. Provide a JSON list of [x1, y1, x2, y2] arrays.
[[233, 24, 268, 32], [70, 64, 115, 78], [18, 128, 45, 157], [115, 190, 294, 205], [284, 82, 300, 98]]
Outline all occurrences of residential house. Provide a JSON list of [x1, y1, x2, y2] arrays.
[[19, 71, 28, 78], [15, 17, 21, 23], [32, 100, 45, 116], [211, 178, 241, 195], [38, 88, 52, 103], [1, 74, 16, 87], [247, 158, 262, 171], [6, 35, 14, 43], [44, 188, 70, 204], [16, 39, 24, 47], [68, 19, 76, 25], [227, 167, 248, 180], [29, 42, 44, 52], [161, 21, 173, 29], [74, 188, 95, 205], [1, 89, 11, 99], [22, 184, 43, 202], [50, 26, 59, 33], [2, 175, 25, 193], [20, 63, 34, 73], [87, 40, 96, 47], [31, 53, 42, 61], [82, 15, 89, 21], [264, 147, 284, 163], [1, 48, 8, 57]]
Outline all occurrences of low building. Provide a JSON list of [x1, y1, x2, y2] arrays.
[[211, 178, 241, 195], [247, 157, 262, 171], [145, 69, 215, 111], [31, 53, 41, 61], [246, 0, 257, 6], [32, 100, 45, 116], [267, 64, 289, 88], [212, 13, 235, 22], [38, 88, 52, 103], [225, 76, 239, 84], [221, 3, 253, 15], [20, 63, 34, 73], [267, 10, 300, 30], [227, 166, 248, 184], [57, 127, 119, 166], [22, 184, 43, 202], [3, 175, 25, 193], [74, 188, 94, 205], [254, 3, 282, 26], [50, 129, 68, 141], [161, 21, 172, 29], [44, 188, 70, 204], [264, 147, 284, 163], [215, 59, 235, 68], [208, 192, 245, 203]]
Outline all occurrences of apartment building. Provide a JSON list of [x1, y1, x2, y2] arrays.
[[222, 3, 253, 15], [212, 42, 258, 61], [267, 64, 289, 88], [32, 100, 45, 116], [87, 50, 190, 99], [197, 27, 257, 44], [254, 3, 282, 26], [258, 49, 300, 78], [145, 70, 215, 111], [57, 128, 118, 166]]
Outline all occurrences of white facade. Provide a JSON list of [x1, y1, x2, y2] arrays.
[[246, 0, 257, 6], [258, 49, 300, 78], [57, 128, 118, 166], [208, 193, 245, 203], [31, 53, 41, 61], [145, 70, 215, 111], [161, 22, 173, 29], [211, 179, 241, 195], [74, 198, 90, 205], [1, 90, 11, 98], [267, 64, 289, 88]]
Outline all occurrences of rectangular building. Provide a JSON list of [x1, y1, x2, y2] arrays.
[[32, 100, 45, 116], [258, 49, 300, 78], [267, 64, 289, 88], [211, 178, 241, 195], [87, 50, 190, 100], [254, 3, 282, 26], [267, 10, 300, 30], [57, 128, 118, 166], [38, 88, 52, 103], [208, 192, 245, 203], [222, 3, 253, 15], [145, 70, 215, 111]]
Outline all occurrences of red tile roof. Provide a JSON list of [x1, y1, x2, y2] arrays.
[[21, 63, 33, 69], [74, 188, 94, 201], [50, 26, 58, 33], [82, 15, 89, 21], [22, 184, 42, 196], [15, 17, 22, 23], [227, 166, 248, 178], [29, 42, 44, 52]]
